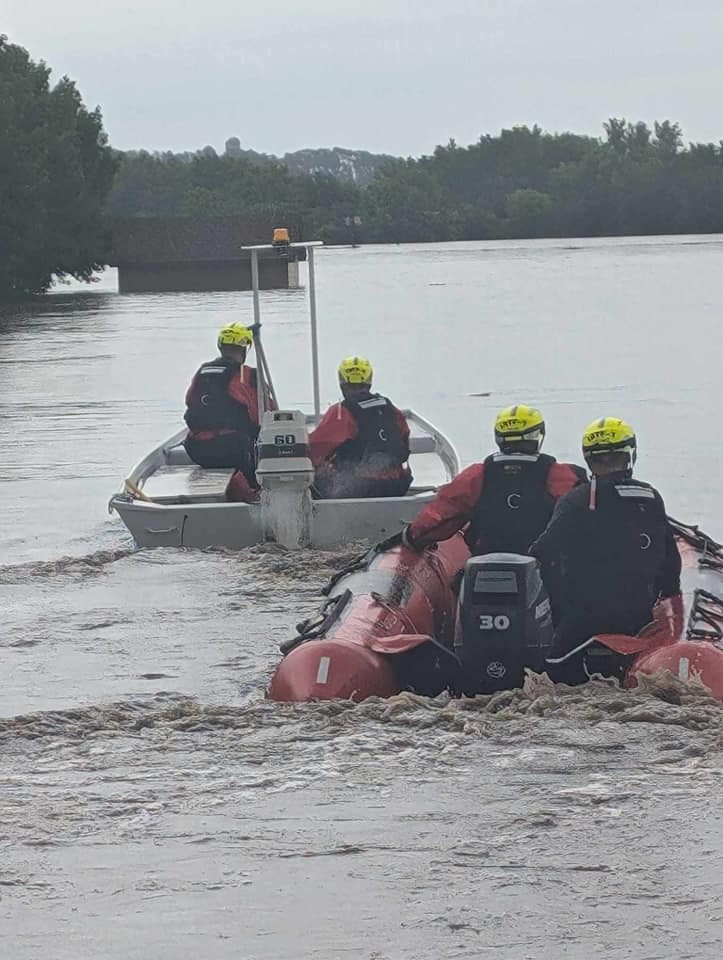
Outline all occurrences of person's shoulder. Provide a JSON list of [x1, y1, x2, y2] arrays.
[[388, 399, 410, 420], [455, 461, 486, 484], [559, 479, 590, 507], [317, 401, 345, 421], [612, 476, 664, 498], [550, 460, 587, 482], [622, 476, 667, 507], [433, 461, 485, 501], [358, 392, 391, 408], [626, 477, 658, 491]]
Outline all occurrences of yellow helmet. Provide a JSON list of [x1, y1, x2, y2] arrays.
[[338, 355, 373, 384], [218, 322, 253, 348], [494, 404, 545, 451], [582, 417, 637, 465]]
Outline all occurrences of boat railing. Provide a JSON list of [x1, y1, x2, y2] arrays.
[[120, 428, 188, 491], [405, 410, 460, 481]]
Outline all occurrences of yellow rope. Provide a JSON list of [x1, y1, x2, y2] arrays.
[[124, 478, 154, 502]]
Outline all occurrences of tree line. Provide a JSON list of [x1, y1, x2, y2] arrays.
[[107, 120, 723, 244], [371, 120, 723, 242], [106, 148, 359, 244], [4, 34, 723, 297]]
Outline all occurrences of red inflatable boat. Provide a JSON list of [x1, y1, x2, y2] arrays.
[[595, 519, 723, 700], [269, 534, 470, 702], [268, 519, 723, 704]]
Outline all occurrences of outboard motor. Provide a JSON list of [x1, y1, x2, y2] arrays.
[[455, 553, 554, 694], [256, 410, 314, 548]]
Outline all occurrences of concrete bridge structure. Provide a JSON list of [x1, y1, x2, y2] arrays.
[[109, 214, 306, 293]]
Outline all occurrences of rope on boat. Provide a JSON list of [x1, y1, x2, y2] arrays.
[[668, 516, 722, 554], [668, 516, 723, 572], [279, 589, 353, 655], [700, 553, 723, 573], [687, 588, 723, 642], [124, 478, 154, 502], [320, 550, 374, 597], [320, 531, 404, 597]]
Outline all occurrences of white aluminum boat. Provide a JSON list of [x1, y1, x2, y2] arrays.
[[108, 412, 459, 549], [109, 241, 460, 550]]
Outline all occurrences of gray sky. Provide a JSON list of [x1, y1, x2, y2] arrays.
[[3, 0, 722, 156]]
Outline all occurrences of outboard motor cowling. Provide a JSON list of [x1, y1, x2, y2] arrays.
[[455, 553, 554, 694], [256, 410, 314, 548]]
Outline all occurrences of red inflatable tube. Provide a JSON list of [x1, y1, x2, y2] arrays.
[[268, 639, 401, 702], [268, 534, 470, 702], [597, 534, 723, 699]]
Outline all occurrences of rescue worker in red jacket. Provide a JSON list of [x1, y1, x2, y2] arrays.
[[403, 404, 586, 557], [310, 356, 413, 499], [184, 322, 260, 502], [530, 417, 681, 679]]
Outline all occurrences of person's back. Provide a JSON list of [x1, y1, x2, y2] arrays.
[[183, 322, 259, 475], [184, 357, 256, 436], [530, 417, 681, 653], [405, 404, 585, 553], [310, 356, 412, 499], [464, 449, 579, 555]]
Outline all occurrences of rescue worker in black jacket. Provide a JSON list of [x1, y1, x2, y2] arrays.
[[530, 417, 681, 678], [405, 404, 586, 556], [309, 356, 413, 499], [183, 323, 262, 501]]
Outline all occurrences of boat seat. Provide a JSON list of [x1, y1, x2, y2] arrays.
[[409, 436, 436, 454], [144, 465, 233, 499]]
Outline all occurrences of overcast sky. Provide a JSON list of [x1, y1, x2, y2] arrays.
[[3, 0, 722, 157]]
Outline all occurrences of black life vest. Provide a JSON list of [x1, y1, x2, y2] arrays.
[[561, 476, 669, 620], [332, 394, 408, 475], [465, 452, 557, 555], [184, 360, 255, 433]]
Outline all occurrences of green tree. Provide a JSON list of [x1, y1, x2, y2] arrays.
[[504, 188, 553, 237], [604, 117, 628, 153], [0, 36, 117, 298], [654, 120, 683, 156], [362, 163, 455, 242]]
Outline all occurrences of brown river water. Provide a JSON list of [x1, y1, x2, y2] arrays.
[[1, 238, 721, 958]]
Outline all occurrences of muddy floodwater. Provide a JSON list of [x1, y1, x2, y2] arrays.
[[1, 237, 721, 958]]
